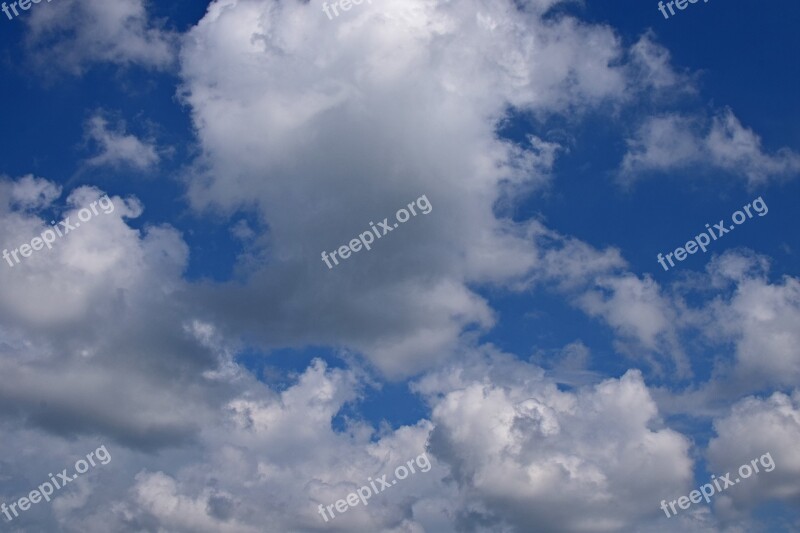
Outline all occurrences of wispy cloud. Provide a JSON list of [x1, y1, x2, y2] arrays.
[[620, 109, 800, 186], [83, 114, 160, 171]]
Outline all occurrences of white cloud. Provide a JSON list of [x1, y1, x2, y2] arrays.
[[35, 358, 449, 533], [532, 227, 628, 290], [414, 349, 695, 532], [706, 109, 800, 185], [701, 251, 800, 391], [24, 0, 176, 75], [2, 1, 795, 530], [620, 114, 703, 177], [708, 390, 800, 525], [0, 171, 709, 530], [4, 174, 62, 210], [620, 109, 800, 186], [175, 0, 691, 377], [127, 472, 261, 533], [577, 273, 689, 377], [652, 250, 800, 415], [0, 176, 207, 450], [628, 31, 695, 93], [84, 114, 161, 171], [522, 227, 686, 376], [0, 345, 703, 532]]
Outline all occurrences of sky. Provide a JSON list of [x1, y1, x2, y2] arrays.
[[0, 0, 798, 531]]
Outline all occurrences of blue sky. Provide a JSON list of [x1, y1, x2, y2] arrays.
[[0, 1, 798, 531]]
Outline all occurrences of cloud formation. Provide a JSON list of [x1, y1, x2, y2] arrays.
[[620, 109, 800, 186], [176, 0, 695, 378], [83, 114, 161, 171], [24, 0, 176, 74], [0, 0, 796, 531]]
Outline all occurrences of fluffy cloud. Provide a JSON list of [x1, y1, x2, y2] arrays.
[[620, 109, 800, 186], [628, 30, 695, 93], [651, 250, 800, 418], [711, 265, 800, 386], [415, 350, 694, 532], [24, 0, 176, 74], [659, 251, 800, 401], [707, 390, 800, 526], [0, 343, 702, 532], [3, 174, 62, 210], [176, 0, 696, 378], [29, 359, 447, 533], [0, 172, 703, 531], [577, 273, 688, 376], [0, 176, 219, 450], [523, 227, 687, 376], [83, 114, 161, 171], [2, 0, 796, 530]]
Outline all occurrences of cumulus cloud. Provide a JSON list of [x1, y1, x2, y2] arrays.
[[522, 226, 687, 376], [653, 250, 800, 416], [24, 0, 176, 75], [0, 171, 445, 528], [414, 349, 694, 532], [0, 342, 703, 532], [175, 0, 697, 378], [0, 176, 218, 450], [0, 171, 704, 531], [707, 390, 800, 526], [83, 114, 161, 171], [701, 251, 800, 392], [23, 358, 448, 533], [628, 31, 695, 93], [3, 174, 62, 210], [2, 0, 795, 531], [620, 109, 800, 186], [577, 273, 688, 377]]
